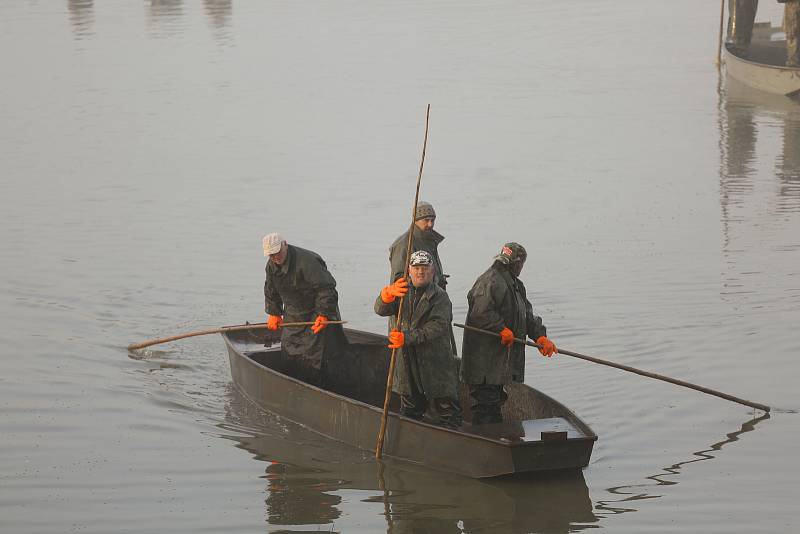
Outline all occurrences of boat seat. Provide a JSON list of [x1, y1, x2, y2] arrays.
[[464, 417, 585, 443]]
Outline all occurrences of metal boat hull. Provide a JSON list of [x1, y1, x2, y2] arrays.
[[223, 326, 596, 478]]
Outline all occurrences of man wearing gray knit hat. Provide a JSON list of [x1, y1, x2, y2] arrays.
[[387, 201, 456, 356], [389, 201, 446, 290]]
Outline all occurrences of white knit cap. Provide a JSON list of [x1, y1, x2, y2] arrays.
[[262, 233, 285, 256]]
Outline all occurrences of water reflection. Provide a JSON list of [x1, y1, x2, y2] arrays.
[[219, 384, 598, 533], [204, 0, 233, 30], [776, 112, 800, 211], [69, 0, 231, 41], [263, 461, 342, 526], [67, 0, 94, 38], [720, 77, 800, 215], [219, 382, 767, 529], [718, 76, 800, 305], [595, 412, 769, 515], [147, 0, 184, 37]]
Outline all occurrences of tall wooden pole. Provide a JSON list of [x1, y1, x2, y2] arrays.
[[376, 105, 431, 459], [717, 0, 726, 66]]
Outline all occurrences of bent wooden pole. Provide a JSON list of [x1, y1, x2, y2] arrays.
[[127, 321, 347, 351], [376, 104, 431, 460], [454, 323, 770, 413]]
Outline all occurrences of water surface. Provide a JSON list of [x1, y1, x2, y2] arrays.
[[1, 1, 798, 532]]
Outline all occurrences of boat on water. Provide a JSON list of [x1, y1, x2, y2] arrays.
[[221, 325, 596, 478], [724, 23, 800, 97]]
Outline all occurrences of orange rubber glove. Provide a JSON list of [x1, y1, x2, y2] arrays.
[[536, 336, 557, 357], [388, 329, 405, 349], [380, 278, 409, 303], [499, 327, 515, 347], [266, 315, 283, 331], [311, 315, 328, 334]]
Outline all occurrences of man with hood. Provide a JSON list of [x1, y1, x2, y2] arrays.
[[263, 232, 346, 387], [374, 250, 462, 429], [460, 242, 558, 425]]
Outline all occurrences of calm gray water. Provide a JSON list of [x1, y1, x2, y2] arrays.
[[1, 1, 799, 532]]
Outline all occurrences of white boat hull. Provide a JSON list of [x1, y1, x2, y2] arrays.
[[723, 25, 800, 97]]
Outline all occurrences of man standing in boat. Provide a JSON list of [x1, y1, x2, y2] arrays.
[[388, 201, 457, 355], [389, 201, 447, 289], [727, 0, 759, 53], [780, 0, 800, 67], [263, 232, 346, 387], [460, 243, 558, 425], [374, 250, 462, 429]]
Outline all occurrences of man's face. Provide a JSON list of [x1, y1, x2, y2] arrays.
[[408, 264, 433, 287], [269, 242, 289, 266], [510, 259, 525, 277], [414, 217, 435, 232]]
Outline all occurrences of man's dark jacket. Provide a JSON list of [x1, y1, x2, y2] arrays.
[[389, 225, 458, 355], [461, 263, 546, 385], [374, 283, 458, 399], [264, 245, 344, 384]]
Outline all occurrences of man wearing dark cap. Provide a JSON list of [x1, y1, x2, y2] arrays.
[[374, 250, 462, 429], [460, 243, 558, 425], [262, 232, 347, 387]]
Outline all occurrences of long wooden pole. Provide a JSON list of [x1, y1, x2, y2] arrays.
[[127, 320, 347, 350], [717, 0, 726, 66], [454, 323, 770, 413], [376, 104, 431, 459]]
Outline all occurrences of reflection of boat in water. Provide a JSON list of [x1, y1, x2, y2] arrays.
[[719, 73, 800, 233], [219, 383, 598, 533], [221, 326, 596, 478], [724, 23, 800, 97]]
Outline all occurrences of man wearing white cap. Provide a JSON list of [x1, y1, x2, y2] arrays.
[[374, 250, 462, 429], [262, 233, 345, 387]]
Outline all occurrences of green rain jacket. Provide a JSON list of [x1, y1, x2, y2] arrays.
[[374, 283, 459, 399], [389, 225, 458, 355], [264, 245, 344, 383], [460, 262, 547, 386]]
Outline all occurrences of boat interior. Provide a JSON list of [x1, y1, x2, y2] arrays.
[[729, 23, 791, 66], [224, 326, 595, 442]]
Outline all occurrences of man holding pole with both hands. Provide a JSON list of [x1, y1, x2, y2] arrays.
[[263, 232, 347, 388], [461, 242, 558, 425]]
